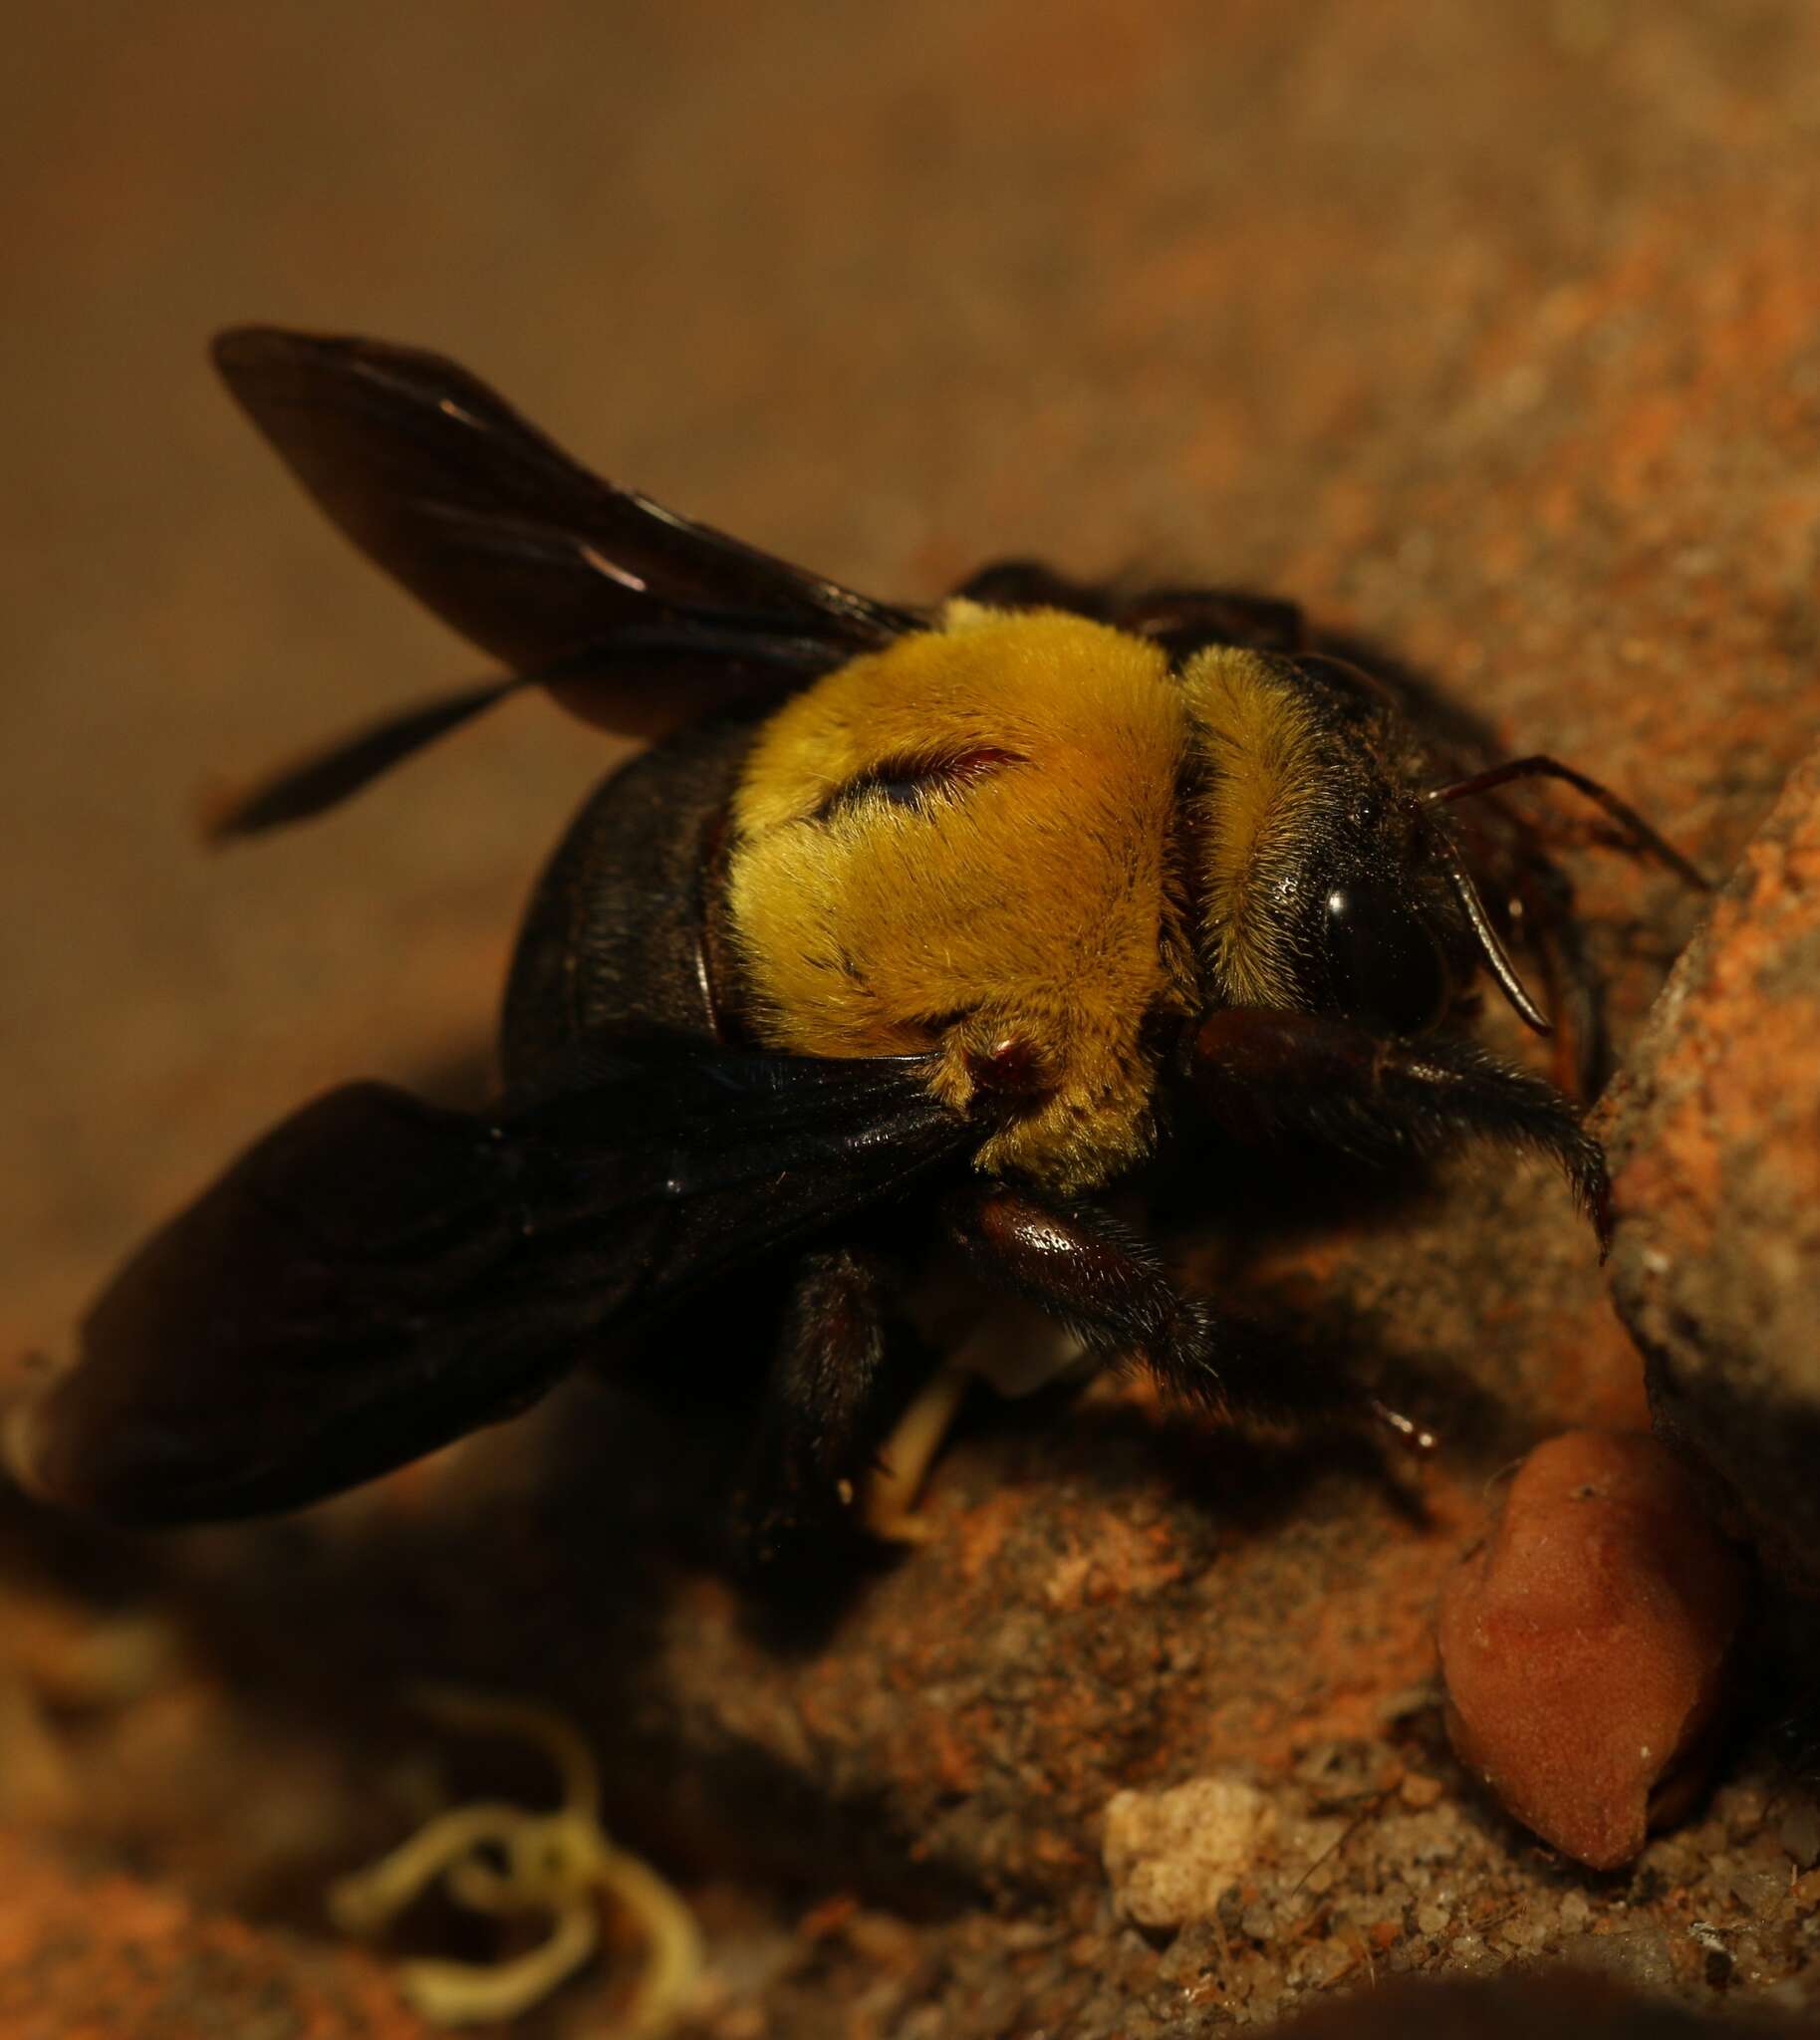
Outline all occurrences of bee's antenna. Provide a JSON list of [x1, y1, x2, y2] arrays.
[[1439, 851, 1553, 1036], [1424, 755, 1711, 892]]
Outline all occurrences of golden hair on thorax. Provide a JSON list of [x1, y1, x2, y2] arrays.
[[727, 605, 1196, 1190], [1179, 644, 1326, 1011]]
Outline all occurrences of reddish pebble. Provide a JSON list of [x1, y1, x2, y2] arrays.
[[1437, 1429, 1747, 1870]]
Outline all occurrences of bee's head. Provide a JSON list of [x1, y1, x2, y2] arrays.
[[1181, 647, 1539, 1038]]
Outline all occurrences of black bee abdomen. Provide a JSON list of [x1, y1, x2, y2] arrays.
[[500, 715, 759, 1094]]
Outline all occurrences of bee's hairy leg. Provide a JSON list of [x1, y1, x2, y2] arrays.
[[940, 1181, 1393, 1433], [727, 1245, 898, 1570], [948, 560, 1304, 655], [1181, 1009, 1611, 1251]]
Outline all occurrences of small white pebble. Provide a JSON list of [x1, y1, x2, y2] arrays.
[[1103, 1774, 1278, 1930]]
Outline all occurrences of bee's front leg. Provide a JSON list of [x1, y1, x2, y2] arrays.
[[1180, 1009, 1610, 1249]]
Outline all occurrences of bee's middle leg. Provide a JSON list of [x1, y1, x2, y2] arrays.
[[728, 1245, 897, 1569], [940, 1181, 1393, 1432]]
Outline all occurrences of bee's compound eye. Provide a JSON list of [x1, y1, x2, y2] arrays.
[[1321, 883, 1451, 1036]]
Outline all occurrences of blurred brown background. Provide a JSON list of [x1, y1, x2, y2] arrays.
[[6, 3, 1820, 2031]]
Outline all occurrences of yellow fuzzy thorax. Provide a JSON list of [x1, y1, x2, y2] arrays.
[[725, 606, 1193, 1191], [1177, 644, 1321, 1008]]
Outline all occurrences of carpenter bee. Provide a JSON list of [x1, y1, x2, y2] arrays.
[[8, 330, 1707, 1562]]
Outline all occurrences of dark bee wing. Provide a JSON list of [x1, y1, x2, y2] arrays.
[[10, 1037, 965, 1524], [213, 328, 915, 680], [206, 328, 920, 835]]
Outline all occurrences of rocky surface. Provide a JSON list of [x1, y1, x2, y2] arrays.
[[0, 1828, 424, 2040], [1604, 739, 1820, 1597], [1261, 1970, 1820, 2037], [8, 2, 1820, 2034]]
